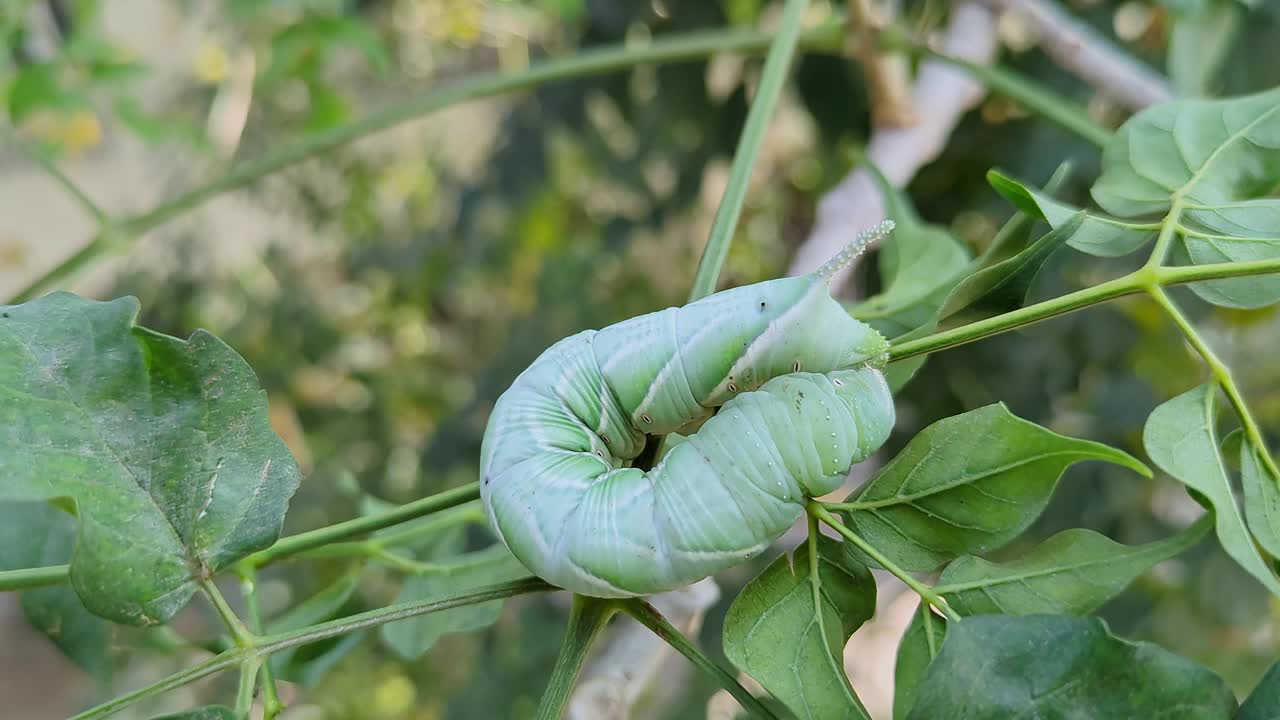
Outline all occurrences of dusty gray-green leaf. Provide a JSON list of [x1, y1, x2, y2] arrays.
[[935, 520, 1211, 616], [987, 171, 1155, 257], [907, 615, 1237, 720], [1094, 87, 1280, 306], [1242, 439, 1280, 560], [0, 292, 302, 625], [724, 535, 876, 720], [0, 501, 117, 678], [1239, 656, 1280, 719], [150, 707, 236, 720], [380, 544, 529, 660], [892, 606, 946, 720], [840, 404, 1150, 571], [1144, 384, 1280, 595], [939, 213, 1085, 320]]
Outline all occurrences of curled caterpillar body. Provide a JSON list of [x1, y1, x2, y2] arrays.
[[479, 223, 897, 596]]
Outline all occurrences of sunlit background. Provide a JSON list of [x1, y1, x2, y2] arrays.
[[3, 0, 1280, 718]]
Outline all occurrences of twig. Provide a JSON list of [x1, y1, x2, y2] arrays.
[[788, 2, 999, 289], [847, 0, 916, 127], [974, 0, 1172, 110]]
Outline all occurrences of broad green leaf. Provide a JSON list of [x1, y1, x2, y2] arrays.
[[1239, 657, 1280, 719], [1144, 384, 1280, 595], [724, 535, 876, 720], [0, 293, 301, 624], [935, 520, 1211, 616], [0, 501, 116, 678], [907, 615, 1237, 719], [840, 404, 1150, 571], [892, 606, 945, 720], [150, 707, 236, 720], [268, 572, 360, 678], [1167, 0, 1241, 96], [987, 171, 1155, 257], [939, 212, 1085, 320], [380, 544, 529, 660], [1242, 439, 1280, 559], [8, 63, 86, 121]]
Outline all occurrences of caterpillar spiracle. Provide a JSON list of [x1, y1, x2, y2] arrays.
[[479, 222, 897, 597]]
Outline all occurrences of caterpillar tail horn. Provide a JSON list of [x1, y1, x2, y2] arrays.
[[813, 219, 895, 283]]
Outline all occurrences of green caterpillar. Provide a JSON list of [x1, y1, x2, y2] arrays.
[[479, 222, 897, 596]]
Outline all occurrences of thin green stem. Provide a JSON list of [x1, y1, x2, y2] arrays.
[[4, 129, 109, 223], [689, 0, 811, 302], [888, 273, 1141, 362], [1147, 287, 1280, 484], [70, 578, 555, 720], [200, 579, 256, 648], [1144, 199, 1185, 269], [240, 569, 284, 720], [7, 20, 844, 304], [536, 594, 618, 720], [1157, 257, 1280, 285], [920, 603, 940, 659], [245, 482, 480, 567], [618, 597, 780, 720], [367, 501, 486, 550], [0, 563, 69, 591], [812, 504, 962, 623], [234, 657, 261, 719]]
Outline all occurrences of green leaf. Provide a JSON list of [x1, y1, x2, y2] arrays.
[[8, 63, 85, 121], [0, 292, 301, 625], [150, 706, 236, 720], [0, 501, 116, 678], [978, 163, 1074, 264], [1167, 0, 1241, 96], [935, 520, 1211, 616], [939, 212, 1085, 320], [1242, 439, 1280, 560], [1239, 657, 1280, 719], [892, 607, 945, 720], [850, 170, 971, 338], [840, 404, 1150, 571], [987, 171, 1155, 257], [379, 544, 529, 660], [907, 615, 1237, 720], [724, 535, 876, 720], [1093, 87, 1280, 306], [1144, 384, 1280, 595]]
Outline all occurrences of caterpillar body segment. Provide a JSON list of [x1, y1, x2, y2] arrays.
[[479, 223, 897, 596]]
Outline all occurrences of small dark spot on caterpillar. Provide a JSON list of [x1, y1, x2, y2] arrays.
[[642, 413, 653, 424], [759, 301, 766, 311], [833, 378, 844, 387], [727, 382, 738, 393], [483, 477, 490, 485], [1, 312, 8, 318]]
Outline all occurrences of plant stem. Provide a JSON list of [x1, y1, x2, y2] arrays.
[[617, 597, 779, 719], [1145, 199, 1184, 268], [8, 20, 844, 304], [1147, 287, 1280, 485], [70, 578, 555, 720], [245, 482, 480, 567], [200, 579, 257, 647], [240, 569, 284, 720], [4, 129, 109, 223], [811, 504, 962, 623], [234, 657, 261, 719], [0, 563, 69, 591], [689, 0, 811, 302], [536, 595, 618, 720]]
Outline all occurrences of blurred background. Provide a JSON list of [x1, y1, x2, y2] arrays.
[[3, 0, 1280, 718]]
